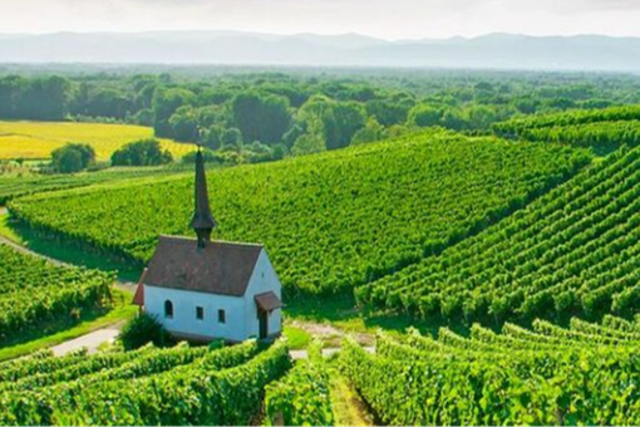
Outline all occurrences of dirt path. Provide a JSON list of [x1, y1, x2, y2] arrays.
[[329, 365, 376, 426], [0, 230, 70, 267], [50, 322, 125, 356], [0, 209, 137, 294]]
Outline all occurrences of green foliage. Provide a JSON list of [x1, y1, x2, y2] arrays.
[[341, 320, 640, 426], [350, 117, 386, 145], [118, 312, 172, 350], [493, 105, 640, 153], [168, 105, 199, 142], [110, 139, 173, 166], [264, 341, 333, 426], [0, 244, 113, 342], [232, 92, 292, 144], [50, 143, 96, 174], [9, 130, 589, 294], [0, 166, 184, 205], [0, 339, 291, 426], [0, 75, 69, 120], [358, 145, 640, 322]]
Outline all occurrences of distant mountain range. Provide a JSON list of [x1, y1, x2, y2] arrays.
[[2, 31, 640, 71]]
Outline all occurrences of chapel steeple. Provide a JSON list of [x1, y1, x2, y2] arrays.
[[190, 148, 216, 248]]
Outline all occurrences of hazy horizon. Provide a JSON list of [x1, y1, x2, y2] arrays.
[[2, 0, 640, 40]]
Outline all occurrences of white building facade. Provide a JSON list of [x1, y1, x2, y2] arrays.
[[136, 240, 282, 342]]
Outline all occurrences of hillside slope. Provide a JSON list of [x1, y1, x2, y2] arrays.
[[358, 146, 640, 321], [8, 129, 589, 294], [492, 105, 640, 154]]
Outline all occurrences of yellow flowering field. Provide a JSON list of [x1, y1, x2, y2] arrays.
[[0, 121, 195, 161]]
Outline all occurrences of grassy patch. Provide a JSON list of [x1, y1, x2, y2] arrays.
[[282, 325, 311, 350], [284, 291, 476, 341], [0, 211, 23, 244], [0, 216, 142, 282], [328, 361, 375, 426], [0, 288, 137, 361]]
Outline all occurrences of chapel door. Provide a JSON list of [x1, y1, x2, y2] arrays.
[[258, 309, 268, 339]]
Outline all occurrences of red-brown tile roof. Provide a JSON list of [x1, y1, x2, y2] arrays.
[[132, 283, 145, 306], [255, 291, 282, 311], [143, 235, 263, 296]]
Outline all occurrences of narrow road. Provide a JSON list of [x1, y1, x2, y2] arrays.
[[0, 209, 137, 292], [0, 208, 70, 267], [50, 323, 124, 356]]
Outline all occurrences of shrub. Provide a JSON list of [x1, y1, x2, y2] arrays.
[[119, 312, 172, 350], [50, 143, 96, 173], [111, 139, 173, 166]]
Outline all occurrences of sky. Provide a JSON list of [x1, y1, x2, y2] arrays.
[[1, 0, 640, 40]]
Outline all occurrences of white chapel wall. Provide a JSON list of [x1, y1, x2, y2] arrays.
[[145, 285, 246, 342], [243, 249, 283, 338]]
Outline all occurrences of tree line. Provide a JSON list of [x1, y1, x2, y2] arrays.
[[2, 71, 640, 160]]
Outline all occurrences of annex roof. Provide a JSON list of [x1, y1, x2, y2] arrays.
[[255, 291, 282, 312], [143, 235, 263, 297]]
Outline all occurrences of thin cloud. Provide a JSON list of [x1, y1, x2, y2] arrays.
[[1, 0, 640, 39]]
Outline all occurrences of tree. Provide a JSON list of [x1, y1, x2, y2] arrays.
[[466, 105, 497, 131], [202, 125, 223, 150], [408, 104, 442, 128], [365, 99, 410, 127], [351, 118, 386, 145], [50, 143, 96, 173], [169, 106, 199, 142], [441, 109, 468, 131], [232, 92, 291, 145], [296, 96, 366, 152], [332, 102, 366, 149], [152, 87, 195, 138], [221, 128, 243, 150], [292, 133, 325, 156], [111, 139, 173, 166]]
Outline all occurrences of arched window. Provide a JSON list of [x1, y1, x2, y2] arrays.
[[164, 300, 174, 318]]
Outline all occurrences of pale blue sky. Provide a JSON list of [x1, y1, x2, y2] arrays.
[[1, 0, 639, 39]]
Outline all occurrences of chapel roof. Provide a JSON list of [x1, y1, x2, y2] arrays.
[[143, 235, 263, 297]]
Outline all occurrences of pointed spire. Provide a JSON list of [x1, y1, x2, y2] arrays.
[[190, 147, 216, 249]]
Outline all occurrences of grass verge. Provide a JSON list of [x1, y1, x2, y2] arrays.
[[0, 288, 137, 361], [282, 325, 311, 350], [328, 360, 374, 426]]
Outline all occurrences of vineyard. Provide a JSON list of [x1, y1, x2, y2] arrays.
[[493, 105, 640, 154], [0, 121, 194, 161], [0, 338, 335, 426], [7, 129, 590, 294], [358, 145, 640, 321], [341, 316, 640, 425], [0, 166, 186, 205], [0, 244, 114, 342]]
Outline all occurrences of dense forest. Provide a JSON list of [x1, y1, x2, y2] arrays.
[[2, 68, 640, 162]]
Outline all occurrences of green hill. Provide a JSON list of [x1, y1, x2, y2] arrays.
[[8, 129, 589, 294], [493, 105, 640, 154], [358, 145, 640, 321]]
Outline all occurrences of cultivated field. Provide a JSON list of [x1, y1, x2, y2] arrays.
[[0, 121, 195, 161], [0, 338, 334, 426], [8, 129, 590, 294], [0, 244, 113, 343], [342, 316, 640, 425]]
